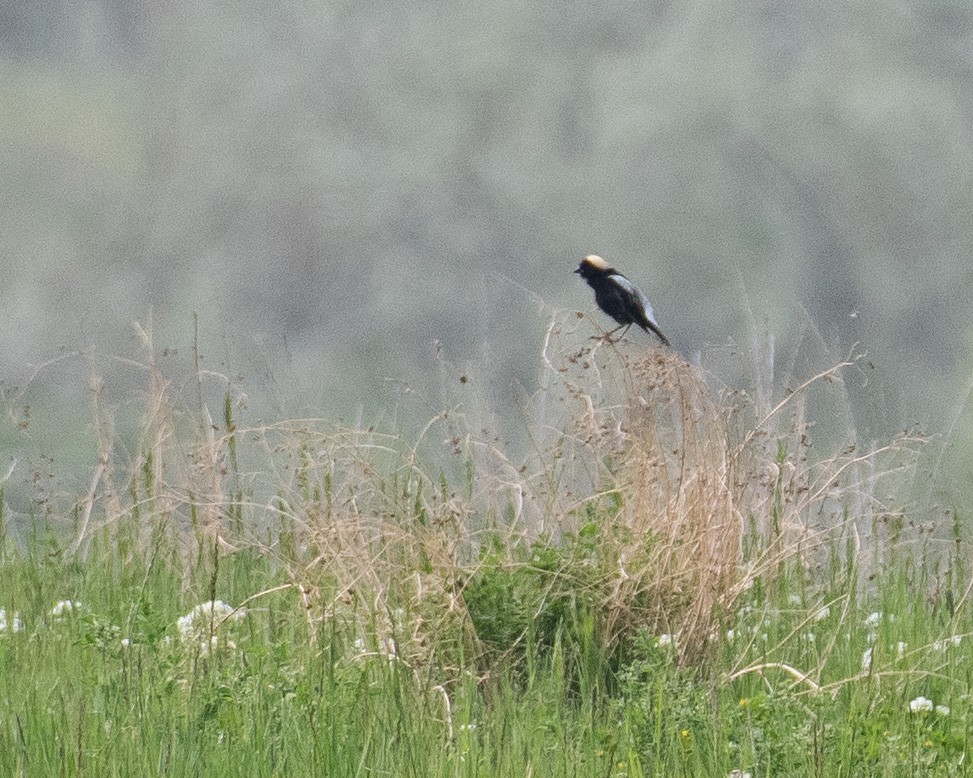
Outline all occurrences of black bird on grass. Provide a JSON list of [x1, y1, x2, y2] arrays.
[[574, 254, 670, 347]]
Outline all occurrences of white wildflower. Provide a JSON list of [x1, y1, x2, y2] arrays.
[[908, 696, 933, 713], [861, 647, 873, 672], [787, 594, 802, 606], [728, 771, 752, 778], [804, 632, 815, 643], [656, 632, 679, 648], [726, 629, 737, 641], [934, 634, 963, 652], [0, 609, 23, 633], [935, 705, 950, 716], [50, 600, 83, 620], [199, 635, 236, 658], [896, 642, 908, 660], [200, 636, 218, 658], [121, 638, 131, 648], [176, 601, 243, 644], [863, 612, 883, 629], [813, 606, 830, 622]]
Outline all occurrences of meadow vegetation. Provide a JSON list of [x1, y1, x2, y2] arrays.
[[0, 316, 968, 776]]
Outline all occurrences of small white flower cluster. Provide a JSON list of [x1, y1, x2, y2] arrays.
[[658, 633, 679, 649], [863, 611, 893, 644], [862, 639, 922, 671], [932, 635, 962, 653], [726, 603, 811, 646], [176, 600, 244, 652], [725, 624, 775, 644], [50, 600, 83, 620], [863, 611, 884, 629], [0, 608, 22, 633], [908, 696, 949, 716], [199, 635, 226, 658]]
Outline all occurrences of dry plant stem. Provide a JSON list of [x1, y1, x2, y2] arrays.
[[69, 458, 106, 560], [222, 583, 296, 624], [727, 594, 848, 683], [5, 350, 80, 407], [432, 685, 453, 740], [724, 662, 822, 694], [741, 360, 853, 449], [69, 371, 116, 559]]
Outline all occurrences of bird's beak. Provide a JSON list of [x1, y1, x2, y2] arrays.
[[573, 266, 581, 274]]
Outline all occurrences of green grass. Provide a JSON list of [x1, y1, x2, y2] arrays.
[[0, 529, 970, 776], [0, 542, 616, 776], [1, 325, 970, 776]]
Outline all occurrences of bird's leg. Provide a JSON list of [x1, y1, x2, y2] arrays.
[[592, 324, 627, 344]]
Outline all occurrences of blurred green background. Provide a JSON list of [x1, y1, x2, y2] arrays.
[[1, 1, 971, 509]]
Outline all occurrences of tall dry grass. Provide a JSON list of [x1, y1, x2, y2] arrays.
[[528, 313, 927, 663], [22, 313, 929, 673]]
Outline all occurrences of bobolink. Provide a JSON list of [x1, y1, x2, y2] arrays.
[[574, 254, 670, 347]]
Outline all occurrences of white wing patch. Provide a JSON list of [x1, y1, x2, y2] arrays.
[[608, 273, 660, 327]]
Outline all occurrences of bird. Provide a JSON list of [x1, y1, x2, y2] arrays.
[[574, 254, 670, 347]]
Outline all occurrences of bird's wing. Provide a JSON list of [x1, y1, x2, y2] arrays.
[[608, 273, 661, 328]]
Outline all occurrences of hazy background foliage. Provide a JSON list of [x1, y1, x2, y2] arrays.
[[2, 1, 972, 508]]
